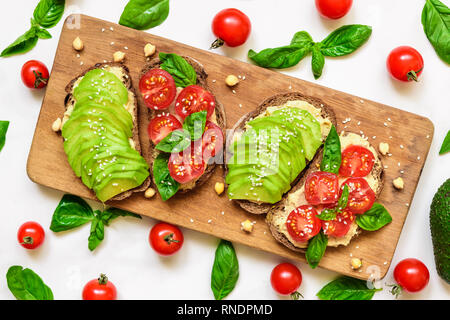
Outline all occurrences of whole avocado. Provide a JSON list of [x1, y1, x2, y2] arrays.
[[430, 178, 450, 283]]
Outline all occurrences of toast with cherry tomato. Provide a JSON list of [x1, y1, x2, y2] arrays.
[[266, 130, 387, 258], [60, 62, 151, 202], [137, 53, 226, 201], [225, 92, 337, 214]]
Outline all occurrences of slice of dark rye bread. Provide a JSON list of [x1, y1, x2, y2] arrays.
[[62, 62, 151, 202], [266, 132, 385, 253], [137, 56, 226, 194], [224, 92, 337, 215]]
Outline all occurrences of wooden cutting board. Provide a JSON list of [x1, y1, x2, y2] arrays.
[[27, 14, 434, 280]]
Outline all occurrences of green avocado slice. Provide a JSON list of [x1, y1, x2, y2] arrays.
[[93, 171, 149, 203]]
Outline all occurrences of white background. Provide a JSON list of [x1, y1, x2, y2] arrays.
[[0, 0, 449, 300]]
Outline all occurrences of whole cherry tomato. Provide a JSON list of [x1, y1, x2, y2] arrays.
[[82, 274, 117, 300], [211, 8, 251, 48], [391, 258, 430, 297], [387, 46, 424, 82], [21, 60, 49, 89], [17, 221, 45, 249], [270, 263, 303, 299], [315, 0, 353, 19], [149, 222, 184, 256]]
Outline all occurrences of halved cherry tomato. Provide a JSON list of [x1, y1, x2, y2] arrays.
[[305, 171, 339, 205], [340, 178, 376, 214], [286, 205, 321, 243], [202, 121, 223, 160], [139, 69, 176, 110], [168, 142, 205, 184], [339, 145, 375, 177], [322, 209, 355, 237], [175, 85, 215, 120], [148, 113, 182, 145]]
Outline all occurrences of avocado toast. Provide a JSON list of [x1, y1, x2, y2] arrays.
[[266, 131, 385, 254], [225, 92, 336, 214], [60, 62, 151, 202], [137, 54, 226, 200]]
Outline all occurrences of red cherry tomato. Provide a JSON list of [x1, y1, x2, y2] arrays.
[[305, 171, 339, 205], [392, 258, 429, 296], [202, 121, 224, 160], [175, 85, 215, 120], [82, 274, 117, 300], [286, 205, 322, 242], [315, 0, 353, 19], [148, 113, 182, 145], [168, 142, 205, 184], [271, 263, 303, 298], [322, 209, 355, 237], [139, 69, 176, 110], [17, 221, 45, 249], [21, 60, 49, 89], [340, 178, 376, 214], [149, 222, 184, 256], [339, 145, 375, 178], [387, 46, 424, 82], [211, 8, 251, 48]]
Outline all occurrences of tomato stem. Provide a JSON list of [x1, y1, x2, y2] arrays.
[[21, 236, 34, 245], [210, 38, 225, 50], [98, 273, 109, 285], [164, 233, 180, 244], [33, 70, 48, 88], [290, 291, 303, 300], [388, 284, 403, 298], [407, 67, 423, 82]]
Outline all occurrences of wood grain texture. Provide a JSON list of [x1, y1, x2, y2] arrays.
[[26, 15, 434, 280]]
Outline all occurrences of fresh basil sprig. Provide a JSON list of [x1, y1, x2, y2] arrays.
[[248, 25, 372, 79], [317, 185, 349, 221], [211, 240, 239, 300], [1, 1, 65, 58], [183, 111, 207, 141], [321, 125, 341, 174], [422, 0, 450, 64], [159, 52, 197, 87], [50, 194, 141, 251], [153, 153, 180, 201], [0, 121, 10, 153], [356, 203, 392, 231], [439, 130, 450, 155], [6, 266, 54, 300], [119, 0, 169, 30], [317, 276, 382, 300], [156, 129, 191, 153], [305, 231, 328, 269]]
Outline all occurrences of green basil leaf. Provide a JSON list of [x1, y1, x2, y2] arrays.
[[439, 130, 450, 154], [0, 121, 10, 153], [119, 0, 169, 30], [183, 111, 207, 141], [0, 27, 38, 57], [317, 276, 381, 300], [156, 129, 191, 153], [311, 44, 325, 79], [50, 194, 94, 232], [337, 185, 349, 211], [88, 213, 104, 251], [101, 207, 141, 226], [159, 52, 197, 87], [153, 153, 180, 201], [305, 231, 328, 269], [248, 45, 311, 69], [6, 266, 54, 300], [422, 0, 450, 64], [211, 240, 239, 300], [317, 208, 337, 221], [290, 31, 314, 46], [356, 203, 392, 231], [320, 24, 372, 57], [33, 0, 65, 29], [321, 125, 341, 174], [36, 27, 52, 39]]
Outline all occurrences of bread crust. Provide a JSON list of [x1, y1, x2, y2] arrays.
[[63, 62, 151, 202], [137, 56, 226, 194], [266, 132, 385, 252], [225, 92, 337, 214]]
